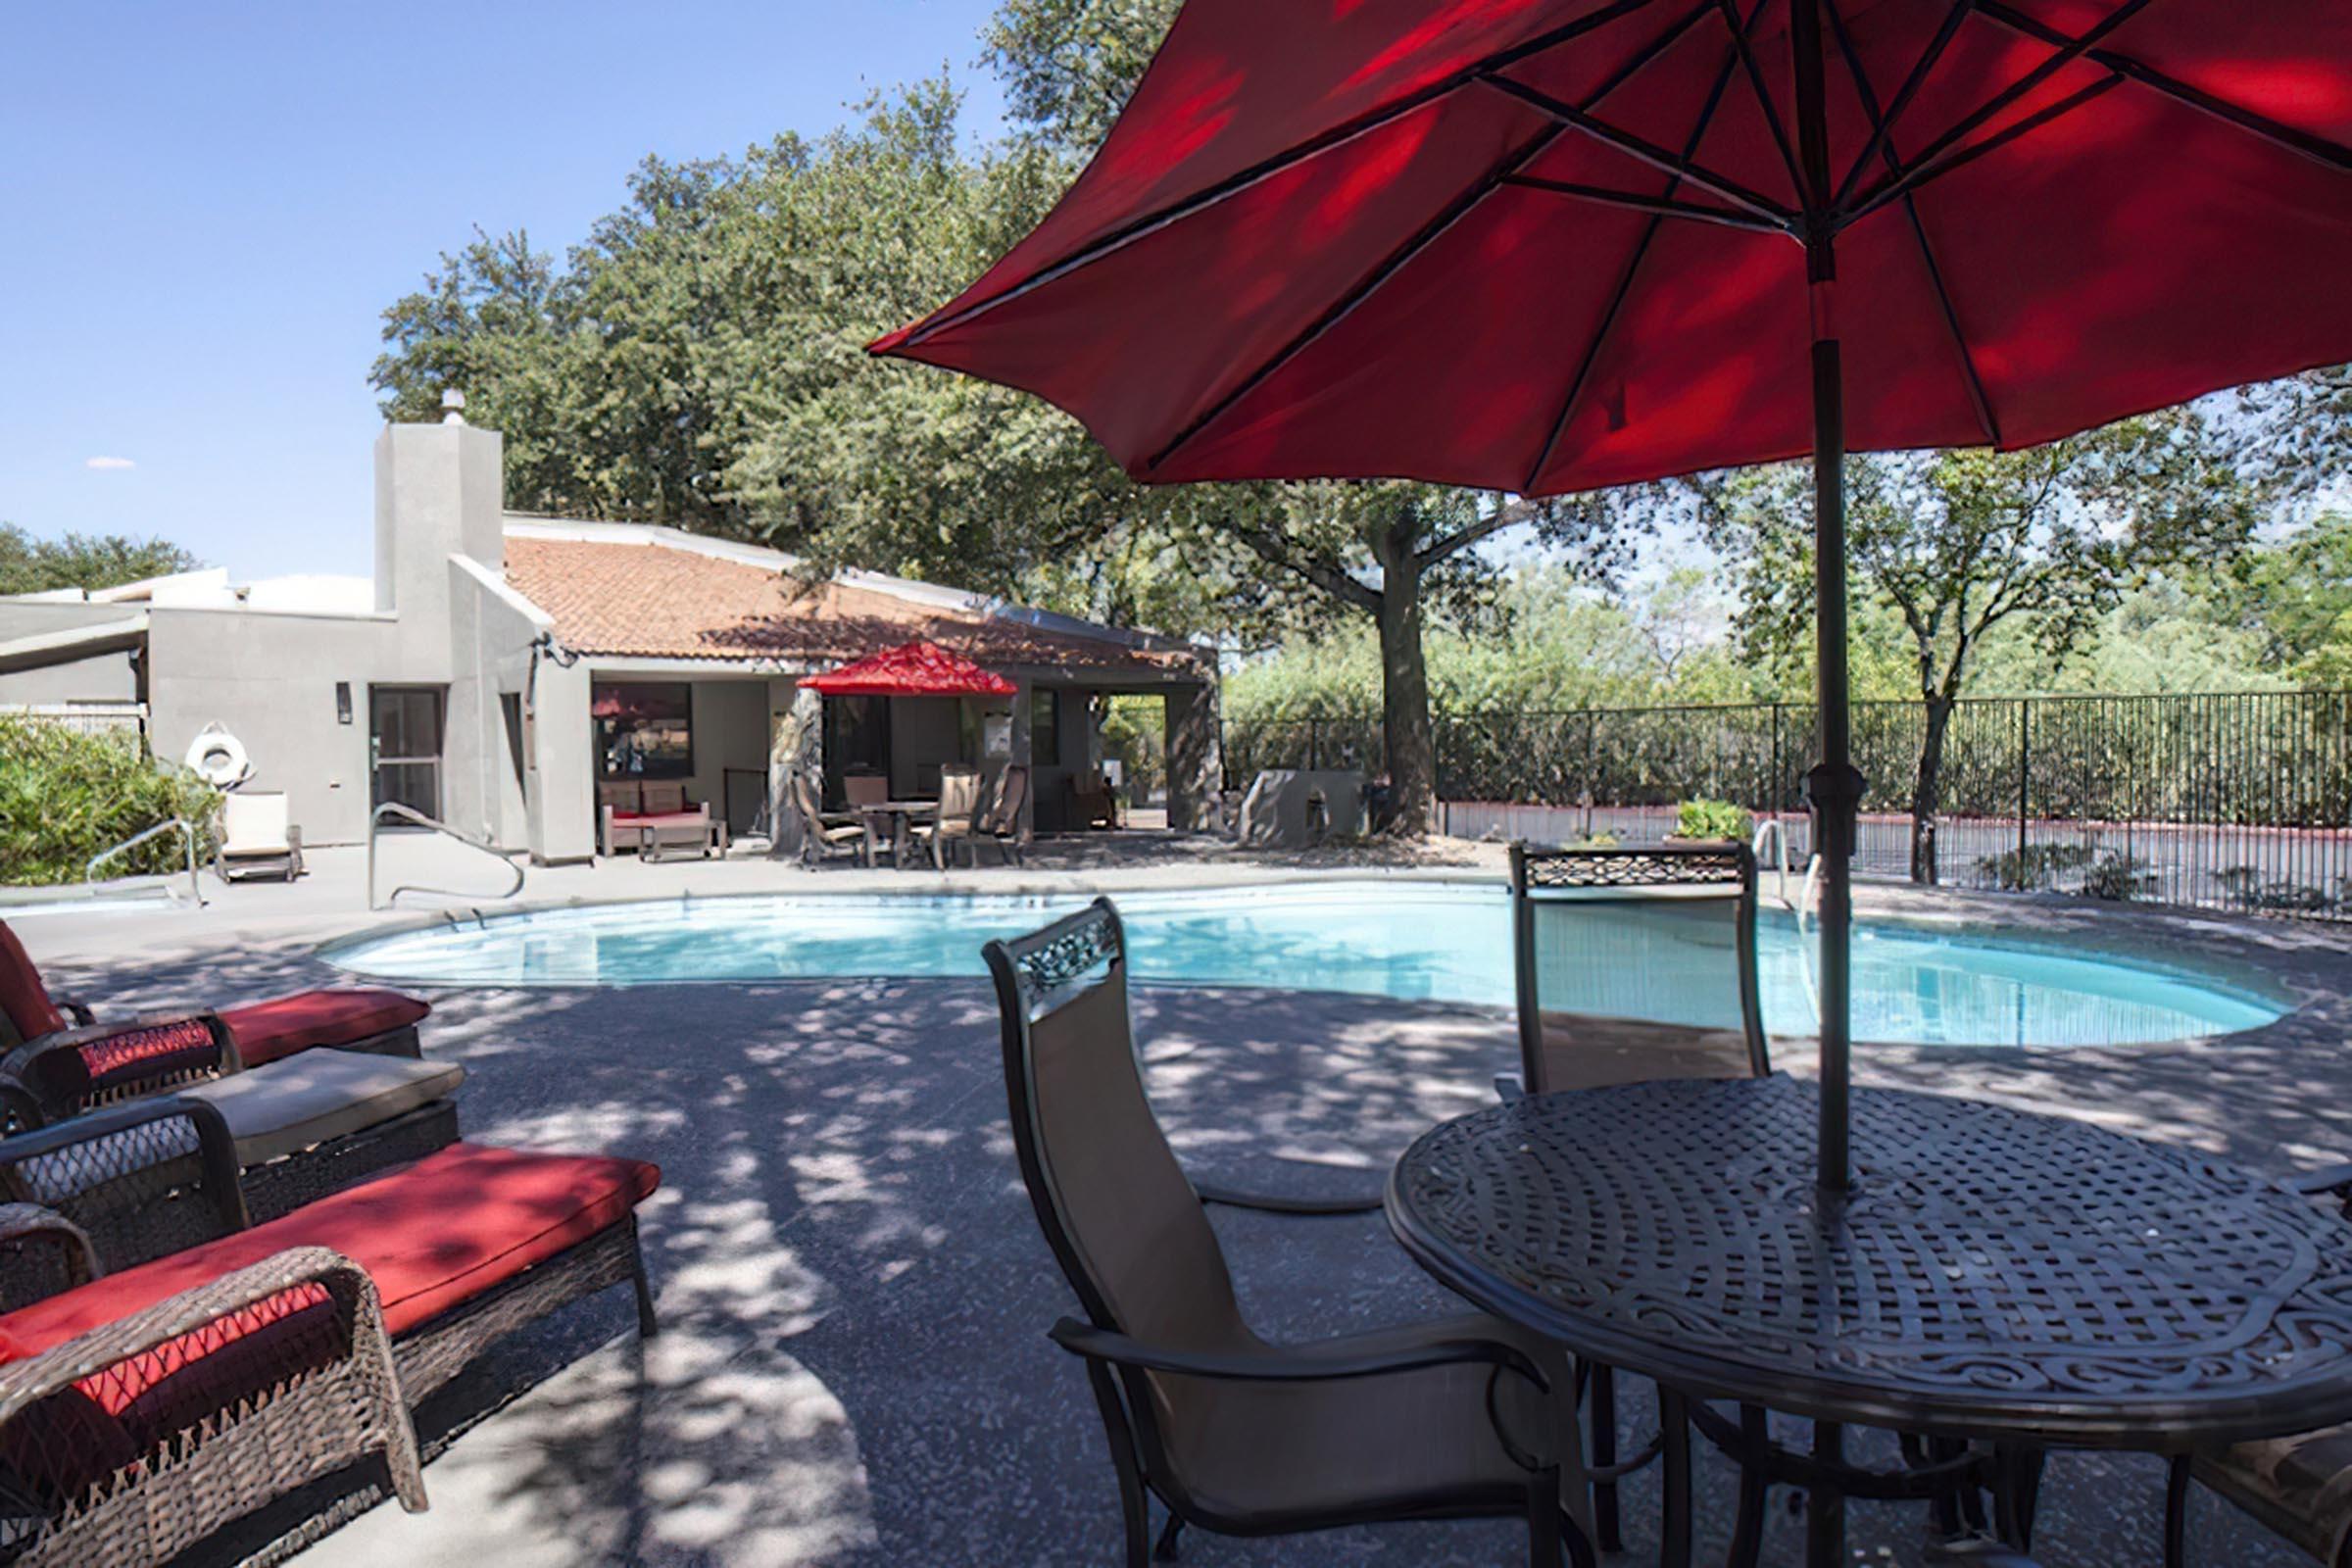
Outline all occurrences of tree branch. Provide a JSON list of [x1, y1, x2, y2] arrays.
[[1224, 516, 1382, 613], [1416, 498, 1536, 569]]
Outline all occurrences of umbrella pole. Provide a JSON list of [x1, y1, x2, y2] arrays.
[[1792, 0, 1858, 1198]]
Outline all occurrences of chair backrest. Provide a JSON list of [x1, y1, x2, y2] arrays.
[[220, 791, 291, 853], [0, 920, 66, 1049], [0, 1098, 248, 1298], [983, 901, 1252, 1474], [1510, 843, 1770, 1095], [597, 780, 642, 814], [640, 781, 687, 815], [938, 766, 983, 826], [988, 764, 1029, 834], [844, 774, 888, 808]]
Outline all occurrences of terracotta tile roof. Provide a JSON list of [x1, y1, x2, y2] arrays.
[[502, 536, 1200, 680]]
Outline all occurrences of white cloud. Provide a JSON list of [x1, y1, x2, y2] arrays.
[[84, 456, 135, 471]]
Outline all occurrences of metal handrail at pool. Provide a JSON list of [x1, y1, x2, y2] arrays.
[[85, 816, 203, 907], [367, 803, 526, 910]]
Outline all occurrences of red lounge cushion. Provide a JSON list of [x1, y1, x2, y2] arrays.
[[610, 810, 704, 826], [0, 1143, 661, 1355], [0, 919, 67, 1044], [219, 988, 430, 1067]]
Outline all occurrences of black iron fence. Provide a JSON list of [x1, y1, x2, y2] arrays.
[[1224, 691, 2352, 920]]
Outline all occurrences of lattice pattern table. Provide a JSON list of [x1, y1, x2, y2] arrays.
[[1388, 1075, 2352, 1448]]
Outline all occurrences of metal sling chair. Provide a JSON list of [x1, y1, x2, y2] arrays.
[[984, 899, 1594, 1568], [1503, 842, 1773, 1554]]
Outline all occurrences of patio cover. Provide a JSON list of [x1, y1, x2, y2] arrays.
[[802, 639, 1018, 697], [0, 614, 147, 677]]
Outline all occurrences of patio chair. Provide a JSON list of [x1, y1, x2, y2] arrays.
[[0, 1096, 660, 1563], [975, 763, 1029, 867], [0, 1230, 425, 1568], [981, 899, 1592, 1568], [843, 773, 889, 808], [0, 917, 429, 1071], [1502, 842, 1771, 1552], [215, 791, 303, 883], [0, 1007, 465, 1222], [791, 771, 865, 867], [907, 765, 984, 869]]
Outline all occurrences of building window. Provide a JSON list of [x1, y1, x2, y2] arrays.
[[594, 682, 693, 779], [1030, 688, 1059, 767]]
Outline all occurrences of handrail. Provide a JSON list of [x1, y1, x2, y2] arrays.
[[368, 803, 525, 911], [1798, 852, 1824, 937], [86, 817, 203, 906], [1751, 816, 1797, 906]]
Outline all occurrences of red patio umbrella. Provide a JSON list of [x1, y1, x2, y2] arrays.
[[803, 639, 1018, 697], [875, 0, 2352, 1192]]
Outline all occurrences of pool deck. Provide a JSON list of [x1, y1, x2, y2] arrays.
[[12, 838, 2352, 1565]]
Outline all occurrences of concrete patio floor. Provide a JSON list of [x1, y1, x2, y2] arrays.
[[14, 844, 2352, 1566]]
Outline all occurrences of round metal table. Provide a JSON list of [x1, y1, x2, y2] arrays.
[[1385, 1074, 2352, 1563]]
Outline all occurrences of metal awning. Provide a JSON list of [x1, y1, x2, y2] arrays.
[[0, 614, 148, 676]]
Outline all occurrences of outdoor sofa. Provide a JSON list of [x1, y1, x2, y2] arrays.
[[596, 780, 724, 859], [0, 1095, 661, 1568]]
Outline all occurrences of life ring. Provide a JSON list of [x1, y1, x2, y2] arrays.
[[183, 723, 252, 788]]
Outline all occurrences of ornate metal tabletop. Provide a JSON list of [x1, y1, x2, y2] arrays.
[[1386, 1074, 2352, 1447]]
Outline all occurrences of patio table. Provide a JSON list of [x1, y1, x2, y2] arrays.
[[854, 800, 938, 867], [1385, 1073, 2352, 1567]]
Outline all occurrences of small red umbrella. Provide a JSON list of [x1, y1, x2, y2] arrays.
[[876, 0, 2352, 1192], [803, 639, 1018, 697]]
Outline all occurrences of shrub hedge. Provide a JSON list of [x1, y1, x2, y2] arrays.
[[0, 716, 220, 886]]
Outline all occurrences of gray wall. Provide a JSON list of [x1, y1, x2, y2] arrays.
[[0, 601, 142, 703]]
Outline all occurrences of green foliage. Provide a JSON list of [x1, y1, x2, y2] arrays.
[[0, 525, 199, 595], [0, 719, 220, 886], [1673, 799, 1752, 842]]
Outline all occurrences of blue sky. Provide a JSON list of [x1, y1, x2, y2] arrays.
[[0, 2, 1007, 577]]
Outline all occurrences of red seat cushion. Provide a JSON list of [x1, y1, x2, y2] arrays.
[[0, 1143, 660, 1355], [219, 988, 430, 1067], [0, 919, 67, 1044]]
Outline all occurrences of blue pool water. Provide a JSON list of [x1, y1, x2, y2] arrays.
[[322, 881, 2287, 1049]]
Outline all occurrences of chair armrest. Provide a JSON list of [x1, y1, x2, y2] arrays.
[[2281, 1162, 2352, 1198], [1494, 1072, 1526, 1102], [0, 1245, 427, 1519], [0, 1094, 249, 1235], [0, 1010, 238, 1123], [1195, 1179, 1383, 1216], [1048, 1316, 1548, 1392], [0, 1201, 100, 1292]]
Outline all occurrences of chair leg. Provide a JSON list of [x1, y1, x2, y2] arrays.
[[1528, 1466, 1564, 1568], [1152, 1513, 1184, 1560], [631, 1233, 661, 1340], [2165, 1454, 2191, 1568], [1589, 1362, 1624, 1553], [1083, 1361, 1154, 1568]]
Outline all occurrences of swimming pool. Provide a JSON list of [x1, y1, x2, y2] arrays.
[[323, 881, 2287, 1049]]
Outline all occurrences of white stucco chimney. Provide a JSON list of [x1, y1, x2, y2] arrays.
[[372, 416, 506, 622]]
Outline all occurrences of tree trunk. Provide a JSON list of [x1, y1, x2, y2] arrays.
[[1910, 695, 1955, 884], [1373, 530, 1436, 837]]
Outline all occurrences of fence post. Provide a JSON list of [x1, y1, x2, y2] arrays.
[[1771, 703, 1785, 816], [1307, 718, 1321, 772], [2016, 696, 2032, 871], [1583, 710, 1597, 838]]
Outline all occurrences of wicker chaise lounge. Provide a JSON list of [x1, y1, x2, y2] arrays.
[[982, 899, 1592, 1567], [0, 1227, 424, 1568], [0, 1097, 660, 1566], [0, 917, 430, 1070]]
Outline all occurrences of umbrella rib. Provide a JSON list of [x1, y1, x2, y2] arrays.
[[1476, 74, 1799, 224], [1841, 73, 2123, 225], [891, 0, 1667, 352], [1823, 0, 2001, 446], [1500, 175, 1788, 233], [1134, 0, 1724, 476], [1973, 0, 2352, 174], [1518, 25, 1755, 495], [1141, 125, 1567, 474], [1839, 0, 2161, 222], [1829, 0, 1977, 212], [1713, 0, 1806, 203]]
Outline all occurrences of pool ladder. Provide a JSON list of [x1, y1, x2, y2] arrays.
[[1753, 817, 1825, 1025]]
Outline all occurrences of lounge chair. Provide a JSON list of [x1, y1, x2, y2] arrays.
[[1502, 842, 1772, 1552], [0, 917, 430, 1072], [981, 899, 1592, 1568], [791, 772, 865, 867], [215, 791, 303, 883], [0, 1096, 661, 1566], [906, 766, 984, 869], [0, 1228, 425, 1568]]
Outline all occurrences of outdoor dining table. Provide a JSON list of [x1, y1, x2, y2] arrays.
[[1384, 1073, 2352, 1567], [853, 799, 938, 866]]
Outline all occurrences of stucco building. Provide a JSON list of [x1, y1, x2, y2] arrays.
[[0, 417, 1220, 862]]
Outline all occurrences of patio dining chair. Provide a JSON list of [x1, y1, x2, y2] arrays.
[[1503, 841, 1771, 1552], [982, 899, 1592, 1568], [974, 763, 1028, 867], [791, 772, 865, 868], [907, 765, 984, 869]]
